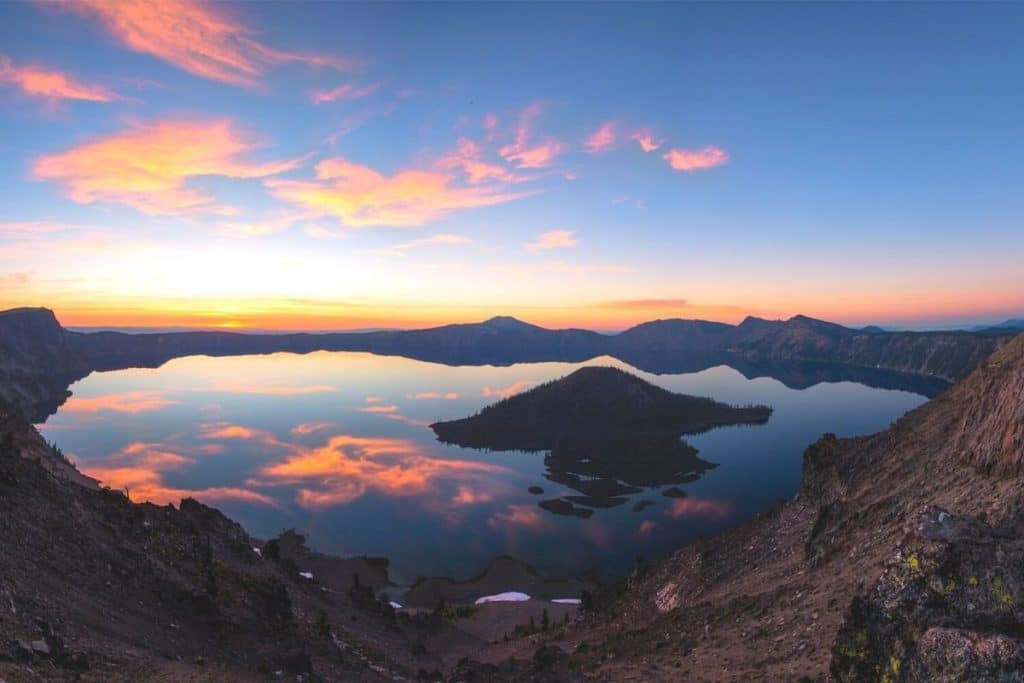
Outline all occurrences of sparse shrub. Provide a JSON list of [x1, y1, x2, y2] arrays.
[[316, 610, 331, 637]]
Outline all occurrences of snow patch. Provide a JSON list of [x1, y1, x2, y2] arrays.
[[389, 601, 403, 609], [253, 547, 262, 556], [551, 598, 581, 605], [474, 591, 531, 605], [299, 571, 314, 580]]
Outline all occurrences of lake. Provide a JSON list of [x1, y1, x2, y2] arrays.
[[37, 351, 927, 586]]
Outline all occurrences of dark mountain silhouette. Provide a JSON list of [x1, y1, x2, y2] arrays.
[[971, 317, 1024, 333], [431, 367, 769, 510], [430, 366, 770, 451], [0, 307, 1013, 420]]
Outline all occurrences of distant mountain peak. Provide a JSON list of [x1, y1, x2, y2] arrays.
[[481, 315, 537, 330]]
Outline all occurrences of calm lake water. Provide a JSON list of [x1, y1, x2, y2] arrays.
[[38, 351, 927, 585]]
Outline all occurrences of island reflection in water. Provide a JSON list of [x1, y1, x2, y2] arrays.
[[38, 351, 928, 584]]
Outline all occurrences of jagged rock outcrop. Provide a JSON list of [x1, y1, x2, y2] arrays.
[[832, 507, 1024, 682]]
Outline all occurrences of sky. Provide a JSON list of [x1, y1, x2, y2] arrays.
[[0, 1, 1022, 332]]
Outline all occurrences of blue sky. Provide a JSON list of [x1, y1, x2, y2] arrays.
[[0, 1, 1021, 330]]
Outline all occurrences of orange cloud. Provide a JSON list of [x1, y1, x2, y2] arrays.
[[56, 0, 356, 87], [62, 391, 180, 415], [256, 433, 506, 509], [0, 53, 118, 102], [499, 102, 567, 169], [82, 440, 275, 507], [664, 497, 733, 521], [527, 229, 579, 251], [630, 129, 663, 153], [312, 81, 382, 104], [663, 146, 729, 172], [266, 156, 529, 227], [584, 121, 617, 153], [33, 118, 305, 215], [481, 380, 534, 399]]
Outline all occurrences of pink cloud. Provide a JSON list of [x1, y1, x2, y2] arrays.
[[0, 53, 119, 102], [630, 129, 664, 153], [499, 102, 567, 169], [436, 137, 525, 185], [55, 0, 356, 88], [663, 146, 729, 172], [584, 121, 617, 154], [311, 81, 382, 104], [527, 229, 579, 251]]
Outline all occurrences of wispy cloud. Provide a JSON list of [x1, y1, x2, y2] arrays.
[[409, 391, 461, 400], [33, 118, 305, 215], [55, 0, 356, 87], [436, 138, 525, 184], [630, 129, 663, 153], [266, 157, 530, 228], [527, 229, 579, 251], [481, 380, 534, 399], [311, 81, 382, 104], [597, 298, 690, 310], [663, 146, 729, 171], [373, 233, 472, 257], [62, 391, 180, 414], [499, 102, 567, 169], [0, 53, 119, 102], [584, 121, 617, 154]]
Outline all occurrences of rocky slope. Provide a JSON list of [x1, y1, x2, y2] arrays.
[[0, 408, 492, 682], [0, 307, 1011, 421], [455, 331, 1024, 681]]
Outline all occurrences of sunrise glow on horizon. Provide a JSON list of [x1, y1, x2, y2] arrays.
[[2, 1, 1022, 332]]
